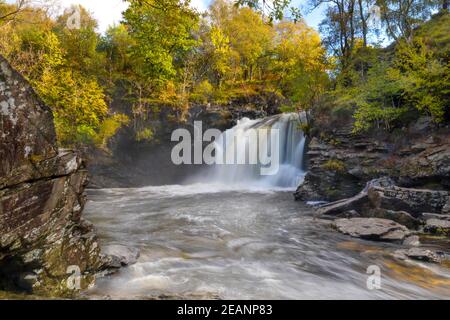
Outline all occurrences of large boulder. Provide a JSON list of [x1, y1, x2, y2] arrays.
[[0, 55, 105, 296], [334, 218, 410, 242]]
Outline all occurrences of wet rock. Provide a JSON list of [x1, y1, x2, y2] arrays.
[[0, 54, 104, 296], [365, 209, 420, 230], [101, 245, 140, 268], [334, 218, 410, 242], [424, 219, 450, 236], [316, 177, 396, 216], [399, 143, 450, 189], [403, 235, 421, 247], [443, 198, 450, 214], [394, 248, 444, 263]]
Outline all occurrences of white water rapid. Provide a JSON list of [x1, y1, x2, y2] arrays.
[[195, 113, 306, 189]]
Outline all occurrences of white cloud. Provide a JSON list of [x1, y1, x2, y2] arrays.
[[56, 0, 210, 32], [58, 0, 128, 33]]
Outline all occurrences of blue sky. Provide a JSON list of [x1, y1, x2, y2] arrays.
[[194, 0, 325, 29], [6, 0, 326, 33]]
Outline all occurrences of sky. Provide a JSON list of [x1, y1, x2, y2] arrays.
[[6, 0, 326, 33]]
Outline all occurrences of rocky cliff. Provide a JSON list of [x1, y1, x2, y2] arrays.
[[296, 113, 450, 202], [87, 94, 283, 188], [0, 55, 104, 296]]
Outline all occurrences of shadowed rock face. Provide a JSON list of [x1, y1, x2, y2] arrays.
[[0, 55, 104, 296], [295, 117, 450, 202]]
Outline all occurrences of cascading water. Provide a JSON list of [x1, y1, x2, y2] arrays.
[[201, 113, 306, 189], [84, 112, 450, 300]]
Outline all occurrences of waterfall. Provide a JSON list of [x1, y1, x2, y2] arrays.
[[200, 113, 306, 189]]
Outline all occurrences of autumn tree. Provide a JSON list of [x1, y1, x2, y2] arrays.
[[273, 21, 329, 110]]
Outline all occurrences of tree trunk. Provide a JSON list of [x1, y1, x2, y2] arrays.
[[358, 0, 368, 47]]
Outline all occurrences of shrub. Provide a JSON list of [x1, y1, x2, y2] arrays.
[[322, 159, 346, 173]]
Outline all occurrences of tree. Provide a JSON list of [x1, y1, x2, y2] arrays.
[[210, 26, 235, 86], [220, 5, 274, 80], [377, 0, 438, 41], [54, 5, 105, 76], [0, 0, 27, 21], [235, 0, 302, 21], [123, 0, 199, 86], [273, 20, 329, 109]]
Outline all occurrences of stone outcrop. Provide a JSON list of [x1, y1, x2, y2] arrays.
[[424, 219, 450, 236], [295, 115, 450, 202], [316, 177, 396, 216], [0, 55, 105, 296], [317, 177, 449, 217], [368, 186, 449, 218], [318, 177, 449, 233]]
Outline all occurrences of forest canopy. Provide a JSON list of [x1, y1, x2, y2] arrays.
[[0, 0, 448, 147]]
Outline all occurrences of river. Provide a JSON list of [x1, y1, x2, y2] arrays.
[[84, 184, 450, 300], [84, 114, 450, 299]]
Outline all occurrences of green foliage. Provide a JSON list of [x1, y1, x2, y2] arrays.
[[322, 159, 346, 173], [37, 68, 111, 146], [4, 0, 446, 149], [191, 80, 214, 104], [350, 35, 449, 132], [0, 5, 128, 148], [392, 39, 449, 123], [123, 0, 199, 85], [136, 128, 155, 142], [95, 114, 130, 149]]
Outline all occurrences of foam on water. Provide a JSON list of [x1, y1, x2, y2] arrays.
[[189, 113, 306, 189]]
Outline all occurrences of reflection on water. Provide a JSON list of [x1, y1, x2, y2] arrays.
[[84, 184, 450, 300]]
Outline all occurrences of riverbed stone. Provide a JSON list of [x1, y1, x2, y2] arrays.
[[334, 218, 410, 242], [102, 245, 140, 268]]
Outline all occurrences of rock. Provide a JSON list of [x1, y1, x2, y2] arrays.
[[101, 245, 140, 268], [424, 219, 450, 236], [317, 192, 369, 216], [443, 198, 450, 214], [421, 213, 450, 221], [295, 103, 450, 202], [334, 218, 410, 242], [394, 248, 444, 263], [403, 235, 421, 247], [0, 55, 104, 296], [316, 177, 448, 231], [368, 186, 449, 217], [316, 177, 396, 217], [365, 209, 420, 230], [399, 144, 450, 189]]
